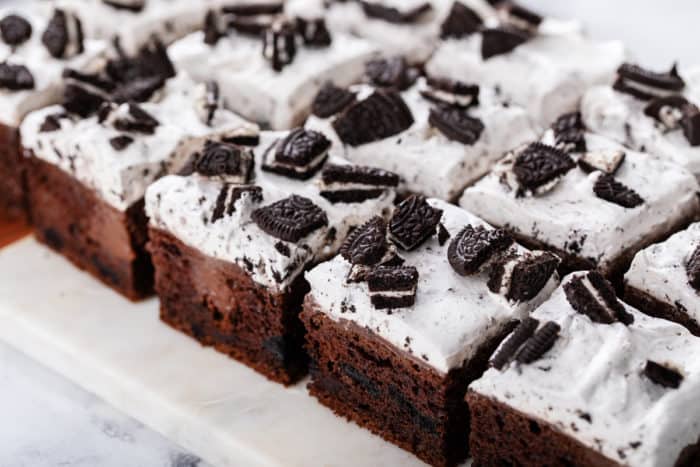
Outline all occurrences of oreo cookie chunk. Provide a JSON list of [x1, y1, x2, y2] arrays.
[[39, 113, 66, 133], [488, 251, 559, 301], [498, 2, 543, 33], [389, 195, 442, 251], [686, 245, 700, 292], [320, 163, 399, 203], [365, 56, 419, 91], [613, 63, 685, 101], [102, 0, 146, 12], [420, 77, 479, 108], [0, 14, 32, 46], [62, 84, 105, 117], [203, 10, 224, 46], [194, 140, 255, 183], [481, 26, 530, 60], [340, 217, 389, 266], [311, 82, 356, 118], [262, 19, 297, 72], [42, 9, 84, 59], [211, 185, 263, 223], [252, 195, 328, 243], [333, 90, 414, 147], [109, 135, 134, 151], [0, 62, 34, 91], [552, 111, 586, 153], [429, 105, 484, 145], [578, 149, 625, 175], [563, 271, 634, 325], [593, 174, 644, 208], [447, 224, 513, 276], [99, 102, 159, 134], [359, 1, 432, 24], [644, 360, 684, 389], [222, 3, 284, 15], [515, 321, 560, 365], [680, 103, 700, 146], [296, 17, 332, 47], [195, 81, 221, 126], [643, 95, 690, 130], [366, 265, 419, 310], [490, 317, 539, 370], [507, 143, 575, 197], [440, 1, 483, 39], [262, 128, 331, 180]]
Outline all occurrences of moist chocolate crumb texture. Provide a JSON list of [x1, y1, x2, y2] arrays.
[[145, 129, 397, 384], [305, 60, 537, 201], [0, 5, 106, 221], [168, 3, 379, 130], [468, 271, 700, 467], [302, 197, 560, 465], [460, 129, 700, 279], [426, 1, 625, 125], [582, 62, 700, 179]]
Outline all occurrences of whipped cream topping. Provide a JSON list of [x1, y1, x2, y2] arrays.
[[305, 199, 559, 374], [21, 73, 257, 211], [459, 133, 700, 271], [169, 26, 378, 130], [471, 271, 700, 467], [146, 131, 396, 292], [0, 6, 106, 126], [305, 77, 538, 201], [426, 19, 625, 125], [626, 222, 700, 323]]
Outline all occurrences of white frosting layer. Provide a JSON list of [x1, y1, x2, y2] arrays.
[[169, 28, 378, 130], [145, 131, 396, 292], [305, 199, 559, 374], [21, 73, 257, 211], [471, 271, 700, 467], [305, 78, 538, 201], [459, 133, 700, 271], [0, 6, 106, 126], [626, 222, 700, 323], [426, 24, 625, 125]]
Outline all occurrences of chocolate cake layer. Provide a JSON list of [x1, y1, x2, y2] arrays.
[[624, 285, 700, 337], [26, 155, 152, 300], [148, 228, 309, 385], [0, 123, 26, 222]]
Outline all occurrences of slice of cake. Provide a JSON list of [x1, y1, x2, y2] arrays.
[[0, 6, 106, 222], [302, 196, 560, 466], [459, 124, 700, 280], [21, 40, 256, 300], [582, 62, 700, 179], [168, 5, 378, 130], [145, 129, 398, 384], [468, 271, 700, 467], [625, 222, 700, 336], [305, 59, 538, 201], [426, 1, 624, 125]]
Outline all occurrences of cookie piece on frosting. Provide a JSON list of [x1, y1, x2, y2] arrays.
[[319, 163, 399, 204], [389, 194, 442, 251], [262, 128, 331, 180]]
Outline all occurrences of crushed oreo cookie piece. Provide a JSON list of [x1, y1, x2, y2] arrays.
[[311, 82, 356, 118], [203, 9, 224, 45], [360, 1, 432, 24], [101, 102, 159, 134], [39, 113, 66, 133], [0, 14, 32, 46], [438, 223, 450, 246], [194, 140, 255, 183], [63, 68, 116, 93], [109, 134, 134, 151], [680, 104, 700, 146], [42, 9, 84, 59], [686, 245, 700, 292], [440, 1, 483, 39], [644, 361, 683, 389], [262, 128, 331, 180], [340, 216, 388, 266], [112, 75, 166, 104], [448, 224, 513, 276], [389, 195, 442, 251], [490, 317, 539, 370], [498, 2, 542, 32], [365, 56, 419, 91], [481, 26, 529, 60], [643, 95, 690, 129], [195, 81, 220, 126], [320, 163, 399, 203], [420, 76, 479, 108], [222, 3, 283, 15], [211, 185, 263, 223], [552, 111, 586, 153], [367, 265, 419, 309], [593, 174, 644, 208], [578, 149, 626, 175], [488, 251, 559, 301], [262, 19, 297, 72], [107, 37, 175, 85], [564, 271, 634, 325], [252, 195, 328, 243], [296, 17, 331, 47], [429, 105, 485, 145], [515, 321, 560, 364], [63, 84, 105, 117], [333, 90, 414, 146], [614, 63, 685, 100], [0, 62, 34, 90], [102, 0, 146, 12], [511, 142, 575, 196]]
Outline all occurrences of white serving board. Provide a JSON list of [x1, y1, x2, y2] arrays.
[[0, 238, 426, 467]]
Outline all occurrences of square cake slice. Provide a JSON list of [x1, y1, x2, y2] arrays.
[[468, 271, 700, 467], [145, 129, 397, 385], [302, 196, 560, 466]]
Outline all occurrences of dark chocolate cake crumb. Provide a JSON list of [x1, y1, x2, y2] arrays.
[[593, 174, 644, 208], [296, 17, 332, 47], [252, 195, 328, 243], [367, 265, 419, 310], [437, 223, 450, 246], [481, 26, 530, 60], [447, 224, 513, 276], [194, 140, 255, 182], [552, 111, 586, 153], [365, 56, 419, 91], [429, 105, 485, 145], [488, 251, 559, 301], [515, 321, 560, 364], [262, 19, 297, 72], [578, 149, 626, 175], [320, 163, 399, 203], [333, 90, 414, 146], [686, 245, 700, 292], [0, 62, 34, 90], [420, 76, 479, 108], [109, 134, 134, 151], [564, 272, 634, 325], [340, 216, 388, 266], [0, 14, 32, 46], [359, 1, 432, 24], [440, 1, 483, 39], [311, 82, 356, 118], [389, 195, 442, 251], [42, 9, 84, 59], [614, 63, 685, 100], [490, 317, 540, 370], [262, 128, 331, 180], [512, 142, 575, 196], [643, 360, 684, 389]]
